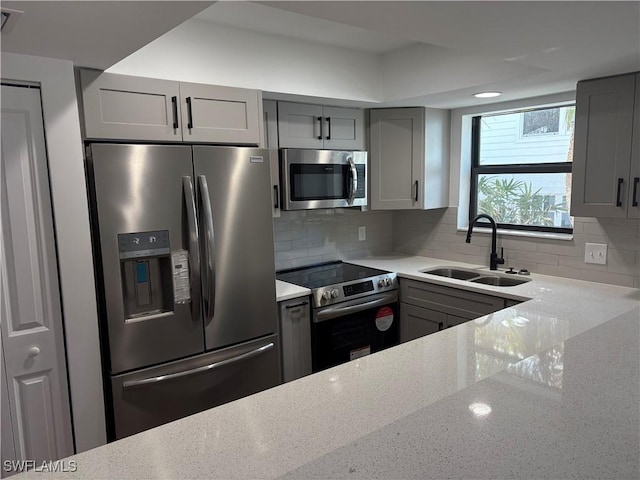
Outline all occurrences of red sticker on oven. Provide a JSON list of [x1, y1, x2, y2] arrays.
[[375, 306, 394, 332]]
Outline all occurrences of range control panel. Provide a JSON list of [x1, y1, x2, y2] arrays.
[[314, 273, 397, 307]]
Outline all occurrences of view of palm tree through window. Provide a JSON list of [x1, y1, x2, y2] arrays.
[[472, 105, 575, 232]]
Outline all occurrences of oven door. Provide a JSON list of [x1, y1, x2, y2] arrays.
[[311, 291, 399, 372], [281, 149, 367, 210]]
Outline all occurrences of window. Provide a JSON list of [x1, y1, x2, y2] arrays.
[[470, 105, 575, 234]]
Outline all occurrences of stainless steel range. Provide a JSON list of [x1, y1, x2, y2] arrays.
[[276, 261, 399, 372]]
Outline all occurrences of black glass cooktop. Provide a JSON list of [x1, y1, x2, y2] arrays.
[[276, 261, 390, 289]]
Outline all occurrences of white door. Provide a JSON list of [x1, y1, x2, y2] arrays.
[[0, 85, 74, 471]]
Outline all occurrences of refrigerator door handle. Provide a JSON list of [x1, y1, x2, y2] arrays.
[[198, 175, 216, 324], [122, 342, 275, 388], [183, 177, 201, 322]]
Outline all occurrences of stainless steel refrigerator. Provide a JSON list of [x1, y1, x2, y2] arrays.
[[87, 144, 281, 440]]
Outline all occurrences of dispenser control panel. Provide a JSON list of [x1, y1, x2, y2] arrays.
[[118, 230, 170, 259]]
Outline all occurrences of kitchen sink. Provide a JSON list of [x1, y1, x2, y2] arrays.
[[469, 275, 530, 287], [420, 267, 482, 280], [421, 266, 531, 287]]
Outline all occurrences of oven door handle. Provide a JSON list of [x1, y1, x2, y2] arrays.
[[315, 293, 396, 323]]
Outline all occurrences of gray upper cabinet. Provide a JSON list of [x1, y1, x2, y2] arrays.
[[369, 107, 450, 210], [180, 82, 261, 145], [277, 102, 365, 150], [80, 69, 182, 142], [79, 70, 262, 145], [571, 72, 639, 218]]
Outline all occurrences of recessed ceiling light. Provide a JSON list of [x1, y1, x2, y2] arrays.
[[473, 91, 502, 98]]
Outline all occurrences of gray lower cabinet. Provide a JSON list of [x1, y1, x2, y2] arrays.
[[400, 304, 444, 343], [277, 102, 365, 150], [278, 297, 312, 383], [399, 279, 506, 343], [571, 72, 639, 218], [79, 69, 262, 145]]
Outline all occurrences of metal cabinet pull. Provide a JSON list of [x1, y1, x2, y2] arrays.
[[273, 185, 279, 209], [414, 180, 419, 202], [326, 117, 331, 140], [633, 177, 639, 207], [317, 116, 323, 140], [122, 343, 275, 388], [186, 97, 194, 129], [171, 96, 179, 129], [616, 178, 624, 207]]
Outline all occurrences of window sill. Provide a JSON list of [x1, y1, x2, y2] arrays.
[[457, 226, 573, 241]]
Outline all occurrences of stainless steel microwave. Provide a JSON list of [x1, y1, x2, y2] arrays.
[[280, 149, 367, 210]]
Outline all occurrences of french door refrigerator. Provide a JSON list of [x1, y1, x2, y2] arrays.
[[87, 144, 281, 440]]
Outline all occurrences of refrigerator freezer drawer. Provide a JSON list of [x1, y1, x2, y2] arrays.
[[109, 334, 281, 440]]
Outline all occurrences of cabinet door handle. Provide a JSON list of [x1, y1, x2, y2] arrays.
[[633, 177, 639, 207], [317, 116, 323, 140], [616, 178, 624, 207], [171, 96, 179, 129], [414, 180, 419, 202], [186, 97, 193, 129], [285, 301, 309, 309], [273, 185, 279, 210], [326, 117, 331, 140]]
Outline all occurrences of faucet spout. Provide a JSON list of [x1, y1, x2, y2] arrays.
[[466, 214, 505, 270]]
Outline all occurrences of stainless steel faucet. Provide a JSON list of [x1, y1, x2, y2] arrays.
[[466, 214, 505, 271]]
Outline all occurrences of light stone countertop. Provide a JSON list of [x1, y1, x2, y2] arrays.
[[22, 255, 640, 479], [275, 279, 311, 302]]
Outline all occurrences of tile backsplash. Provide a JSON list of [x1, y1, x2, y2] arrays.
[[273, 209, 393, 271], [272, 207, 639, 288], [393, 207, 640, 288]]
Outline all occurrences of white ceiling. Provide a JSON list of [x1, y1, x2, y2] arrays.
[[2, 1, 639, 108], [0, 1, 214, 70]]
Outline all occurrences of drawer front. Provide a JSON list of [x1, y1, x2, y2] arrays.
[[400, 279, 504, 319]]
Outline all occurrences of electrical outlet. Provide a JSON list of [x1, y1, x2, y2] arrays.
[[358, 226, 366, 241], [585, 243, 607, 265]]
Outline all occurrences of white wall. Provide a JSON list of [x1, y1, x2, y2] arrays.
[[108, 19, 382, 103], [1, 53, 106, 452]]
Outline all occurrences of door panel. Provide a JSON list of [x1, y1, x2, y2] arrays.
[[80, 70, 182, 142], [323, 106, 365, 150], [370, 108, 423, 209], [193, 147, 278, 351], [110, 334, 281, 440], [0, 85, 74, 464], [88, 144, 204, 374], [180, 82, 261, 145], [277, 102, 324, 149], [571, 74, 635, 217]]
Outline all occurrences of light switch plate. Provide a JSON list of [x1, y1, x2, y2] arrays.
[[358, 226, 366, 241], [585, 243, 607, 265]]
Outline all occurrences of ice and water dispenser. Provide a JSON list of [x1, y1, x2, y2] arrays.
[[118, 230, 190, 320]]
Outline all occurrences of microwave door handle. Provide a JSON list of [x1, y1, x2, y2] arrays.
[[183, 177, 201, 323], [198, 175, 216, 324], [347, 158, 357, 205]]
